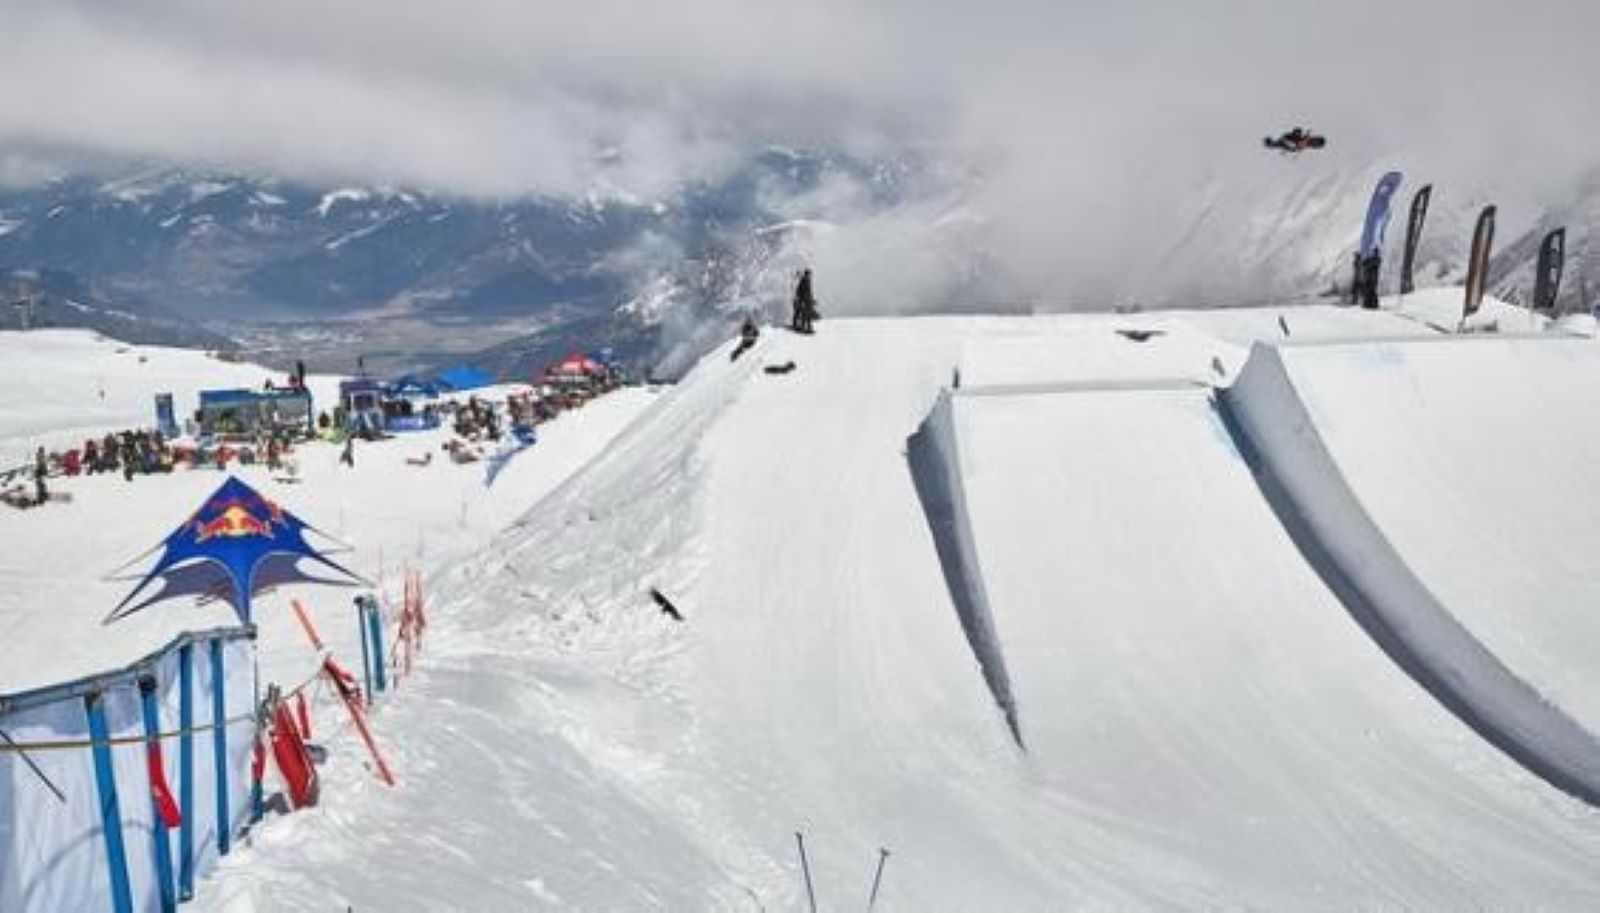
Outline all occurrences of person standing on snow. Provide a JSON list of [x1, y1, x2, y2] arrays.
[[33, 447, 48, 505], [1360, 252, 1382, 310], [792, 268, 818, 334], [340, 435, 355, 468]]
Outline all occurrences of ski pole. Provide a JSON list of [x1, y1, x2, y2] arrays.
[[795, 831, 818, 913], [866, 847, 890, 912]]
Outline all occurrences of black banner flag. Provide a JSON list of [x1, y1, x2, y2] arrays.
[[1533, 227, 1566, 313], [1463, 205, 1497, 319], [1400, 184, 1432, 294]]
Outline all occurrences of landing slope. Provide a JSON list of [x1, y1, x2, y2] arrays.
[[951, 383, 1600, 906], [182, 312, 1600, 910], [1253, 337, 1600, 742]]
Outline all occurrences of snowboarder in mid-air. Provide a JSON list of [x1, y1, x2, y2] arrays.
[[791, 268, 819, 334], [1263, 127, 1326, 153]]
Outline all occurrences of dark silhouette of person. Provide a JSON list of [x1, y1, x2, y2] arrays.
[[1361, 253, 1382, 309], [33, 447, 48, 505], [792, 269, 818, 334], [730, 315, 760, 361]]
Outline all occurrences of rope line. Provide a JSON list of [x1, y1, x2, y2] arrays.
[[0, 666, 323, 754]]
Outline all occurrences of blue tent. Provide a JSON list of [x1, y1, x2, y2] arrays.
[[107, 476, 364, 625], [385, 374, 440, 399], [435, 364, 495, 392]]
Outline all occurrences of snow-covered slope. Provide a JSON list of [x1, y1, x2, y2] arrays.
[[178, 304, 1600, 910], [0, 330, 287, 468], [0, 330, 657, 698], [949, 382, 1600, 906], [1234, 334, 1600, 773]]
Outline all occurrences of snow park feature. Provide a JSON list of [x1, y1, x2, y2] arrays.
[[135, 306, 1590, 911], [8, 264, 1600, 906]]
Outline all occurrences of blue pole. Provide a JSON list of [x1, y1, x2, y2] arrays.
[[367, 602, 387, 694], [177, 644, 195, 900], [139, 678, 178, 913], [86, 691, 135, 913], [210, 638, 230, 856], [358, 600, 374, 700]]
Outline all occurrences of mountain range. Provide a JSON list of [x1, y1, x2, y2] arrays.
[[0, 154, 1594, 379]]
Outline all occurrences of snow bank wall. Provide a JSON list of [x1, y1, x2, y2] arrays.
[[907, 389, 1022, 745], [1222, 342, 1600, 806], [0, 628, 256, 913]]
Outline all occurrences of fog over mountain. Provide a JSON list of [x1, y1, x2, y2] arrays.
[[1, 1, 1597, 371]]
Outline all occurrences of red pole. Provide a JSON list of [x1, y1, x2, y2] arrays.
[[291, 599, 325, 652], [323, 657, 395, 787]]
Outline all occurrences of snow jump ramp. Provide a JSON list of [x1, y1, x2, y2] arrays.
[[1222, 337, 1600, 807], [913, 378, 1600, 899]]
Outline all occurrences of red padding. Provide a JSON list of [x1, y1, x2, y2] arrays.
[[145, 739, 182, 828], [270, 701, 319, 809]]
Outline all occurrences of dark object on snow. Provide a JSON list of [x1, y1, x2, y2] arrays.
[[764, 361, 797, 375], [1278, 314, 1291, 337], [1263, 127, 1326, 153], [650, 588, 684, 622], [1463, 205, 1497, 320], [1534, 227, 1566, 314], [731, 315, 761, 361], [1115, 329, 1163, 342], [791, 269, 819, 334], [1360, 253, 1382, 309]]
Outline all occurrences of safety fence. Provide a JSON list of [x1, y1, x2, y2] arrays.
[[0, 569, 429, 913], [0, 627, 257, 913]]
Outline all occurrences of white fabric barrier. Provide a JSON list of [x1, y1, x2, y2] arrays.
[[0, 628, 256, 913]]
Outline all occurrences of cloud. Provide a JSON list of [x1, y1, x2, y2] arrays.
[[1, 0, 1596, 307]]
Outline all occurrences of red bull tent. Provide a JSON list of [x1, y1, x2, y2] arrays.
[[109, 476, 364, 625]]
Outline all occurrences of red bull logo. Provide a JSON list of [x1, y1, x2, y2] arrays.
[[194, 504, 276, 542]]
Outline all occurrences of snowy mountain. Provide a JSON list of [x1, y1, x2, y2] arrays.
[[0, 266, 233, 349], [0, 151, 920, 376], [1, 155, 1595, 378]]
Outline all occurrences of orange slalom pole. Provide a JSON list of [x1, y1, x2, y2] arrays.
[[290, 599, 325, 652]]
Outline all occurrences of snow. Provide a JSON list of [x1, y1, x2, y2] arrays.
[[314, 188, 372, 218], [187, 180, 236, 203], [0, 331, 284, 471], [8, 291, 1600, 910], [1253, 335, 1600, 764], [323, 216, 395, 251], [953, 383, 1600, 905], [0, 330, 657, 700]]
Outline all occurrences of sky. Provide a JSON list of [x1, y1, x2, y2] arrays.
[[0, 0, 1596, 308]]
